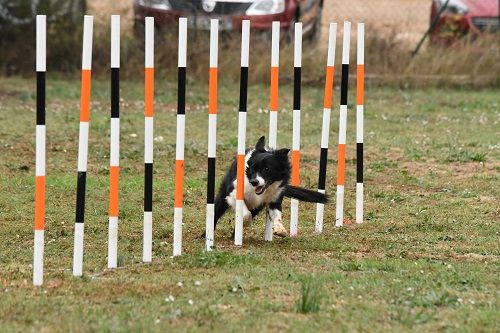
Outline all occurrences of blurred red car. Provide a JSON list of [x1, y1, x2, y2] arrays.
[[134, 0, 323, 41], [430, 0, 500, 43]]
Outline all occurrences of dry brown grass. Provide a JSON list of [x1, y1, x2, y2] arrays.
[[2, 0, 498, 87], [81, 0, 500, 87]]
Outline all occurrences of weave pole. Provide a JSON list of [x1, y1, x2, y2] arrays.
[[235, 20, 250, 246], [143, 17, 154, 262], [73, 15, 93, 276], [33, 15, 46, 286], [289, 22, 302, 237], [335, 21, 350, 228], [356, 23, 364, 224], [107, 15, 120, 269], [268, 21, 280, 149], [265, 21, 280, 242], [315, 23, 337, 234], [173, 17, 187, 256], [205, 19, 218, 251]]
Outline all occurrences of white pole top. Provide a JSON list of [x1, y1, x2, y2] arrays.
[[342, 21, 351, 65], [271, 21, 280, 67], [178, 18, 187, 68], [111, 15, 120, 68], [240, 20, 250, 67], [145, 17, 154, 68], [210, 19, 219, 68], [81, 15, 94, 70], [357, 23, 365, 65], [36, 15, 46, 72], [327, 23, 337, 67], [294, 22, 302, 68]]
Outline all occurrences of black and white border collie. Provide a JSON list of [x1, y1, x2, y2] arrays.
[[213, 136, 328, 237]]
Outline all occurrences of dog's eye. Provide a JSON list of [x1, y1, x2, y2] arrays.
[[264, 167, 270, 173]]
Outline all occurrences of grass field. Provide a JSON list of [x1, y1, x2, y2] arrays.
[[0, 76, 499, 332]]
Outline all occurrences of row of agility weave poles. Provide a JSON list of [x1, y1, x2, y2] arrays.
[[33, 15, 365, 285]]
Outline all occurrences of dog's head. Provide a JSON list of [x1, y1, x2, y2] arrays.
[[246, 136, 290, 195]]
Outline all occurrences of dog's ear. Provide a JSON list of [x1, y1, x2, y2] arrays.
[[255, 136, 266, 151], [275, 148, 290, 156]]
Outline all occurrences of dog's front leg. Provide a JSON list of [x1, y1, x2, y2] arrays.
[[242, 202, 253, 227], [227, 189, 252, 227], [268, 199, 287, 237]]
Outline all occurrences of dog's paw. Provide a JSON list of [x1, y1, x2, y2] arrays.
[[273, 222, 288, 237], [243, 212, 253, 227]]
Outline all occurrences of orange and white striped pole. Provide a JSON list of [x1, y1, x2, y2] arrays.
[[290, 22, 302, 237], [268, 21, 280, 149], [73, 15, 93, 276], [33, 15, 46, 286], [143, 17, 154, 262], [356, 23, 364, 224], [235, 20, 250, 246], [315, 23, 337, 234], [265, 21, 280, 241], [205, 19, 218, 251], [173, 17, 187, 256], [107, 15, 120, 269], [335, 21, 351, 227]]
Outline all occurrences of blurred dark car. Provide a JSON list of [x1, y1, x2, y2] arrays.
[[430, 0, 500, 43], [134, 0, 324, 41]]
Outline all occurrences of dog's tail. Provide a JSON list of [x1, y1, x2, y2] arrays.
[[283, 185, 328, 204]]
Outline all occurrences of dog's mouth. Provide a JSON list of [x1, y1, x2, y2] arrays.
[[254, 185, 266, 195]]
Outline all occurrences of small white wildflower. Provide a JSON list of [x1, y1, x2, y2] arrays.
[[232, 287, 237, 292], [155, 319, 160, 324], [195, 281, 201, 287], [458, 298, 463, 303], [406, 287, 412, 292], [177, 282, 183, 287], [188, 299, 194, 305], [129, 133, 138, 138]]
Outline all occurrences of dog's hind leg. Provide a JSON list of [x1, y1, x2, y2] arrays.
[[268, 197, 287, 237], [214, 193, 229, 230]]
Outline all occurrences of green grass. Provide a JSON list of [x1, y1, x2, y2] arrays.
[[296, 275, 323, 314], [0, 76, 499, 332]]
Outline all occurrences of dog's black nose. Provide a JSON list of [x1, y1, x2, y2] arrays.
[[249, 179, 259, 186]]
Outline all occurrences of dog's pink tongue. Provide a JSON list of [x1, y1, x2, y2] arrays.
[[255, 186, 265, 194]]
